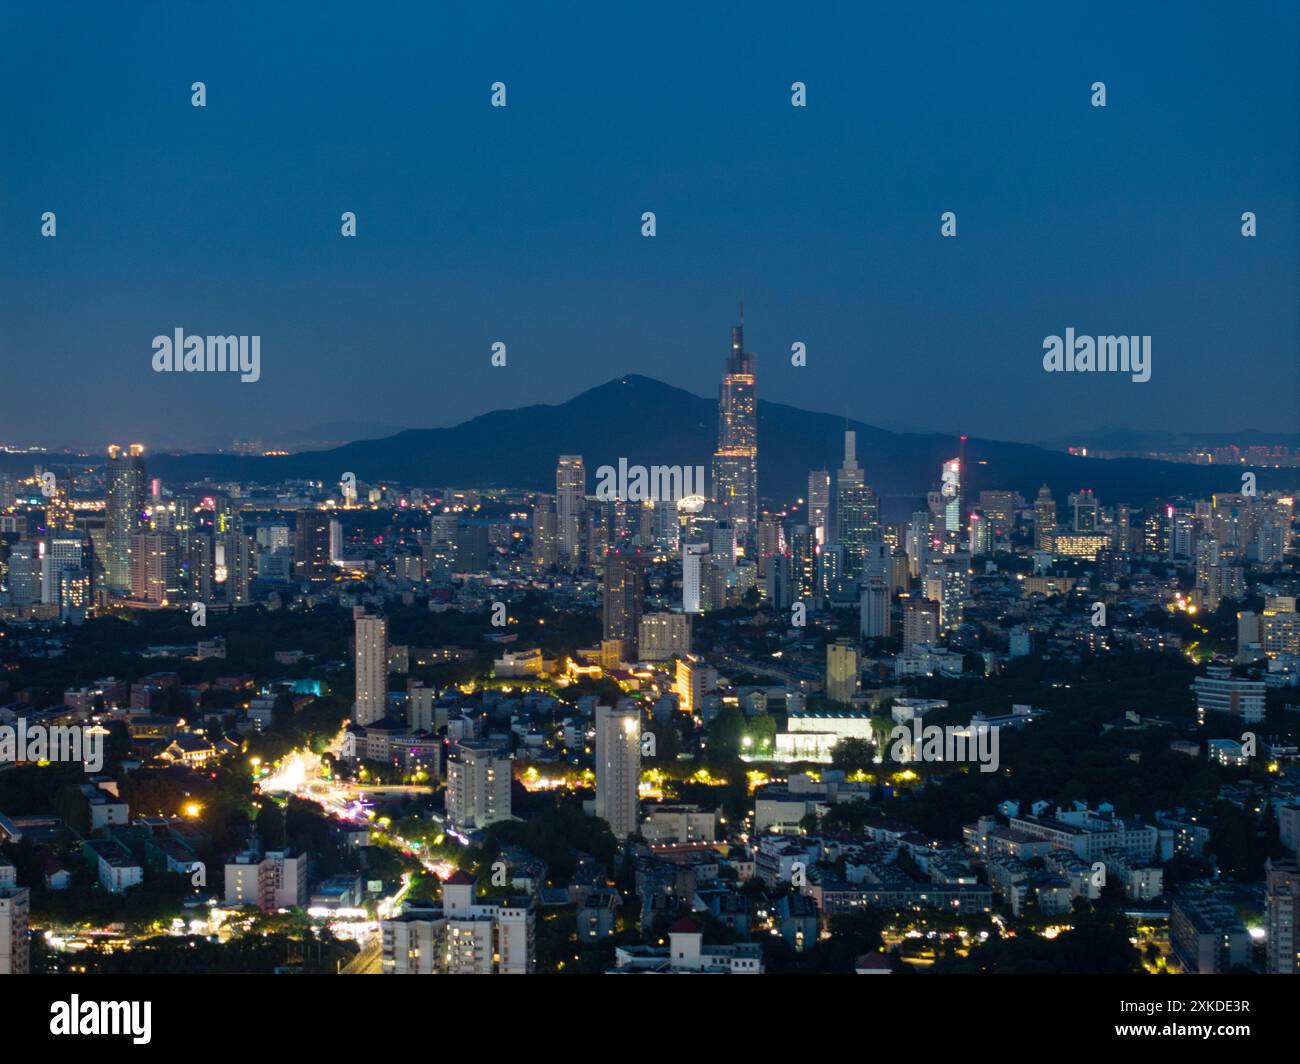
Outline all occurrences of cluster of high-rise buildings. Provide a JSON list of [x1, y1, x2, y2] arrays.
[[0, 444, 262, 620], [4, 314, 1300, 982], [518, 319, 1298, 708]]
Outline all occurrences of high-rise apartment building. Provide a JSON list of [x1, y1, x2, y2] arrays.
[[925, 554, 970, 632], [860, 542, 892, 638], [807, 469, 830, 545], [682, 542, 708, 614], [1114, 502, 1132, 554], [216, 531, 253, 605], [1265, 858, 1300, 974], [556, 456, 586, 565], [825, 638, 860, 704], [104, 444, 146, 592], [603, 550, 647, 659], [788, 524, 817, 602], [294, 512, 332, 582], [595, 702, 641, 839], [446, 741, 512, 830], [183, 531, 213, 601], [130, 532, 179, 603], [531, 494, 558, 568], [765, 552, 794, 610], [903, 597, 941, 648], [353, 607, 389, 726], [638, 611, 691, 661]]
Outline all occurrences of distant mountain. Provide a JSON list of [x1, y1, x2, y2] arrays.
[[136, 375, 1298, 509]]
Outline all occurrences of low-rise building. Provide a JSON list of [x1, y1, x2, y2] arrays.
[[223, 849, 309, 911], [1170, 891, 1251, 974], [611, 916, 763, 974]]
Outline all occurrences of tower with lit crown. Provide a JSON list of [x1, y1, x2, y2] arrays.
[[712, 311, 758, 554]]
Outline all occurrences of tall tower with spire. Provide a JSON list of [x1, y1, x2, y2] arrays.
[[712, 310, 758, 553]]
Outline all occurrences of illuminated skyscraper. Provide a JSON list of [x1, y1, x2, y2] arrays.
[[104, 444, 146, 593], [817, 542, 847, 607], [217, 530, 253, 605], [40, 535, 89, 606], [765, 552, 794, 610], [130, 532, 179, 603], [1068, 489, 1099, 533], [294, 512, 332, 582], [860, 542, 892, 638], [1113, 502, 1131, 555], [603, 550, 647, 659], [978, 491, 1017, 544], [595, 702, 642, 839], [712, 315, 758, 553], [835, 431, 876, 579], [57, 568, 91, 624], [1034, 485, 1057, 552], [941, 455, 963, 540], [807, 469, 830, 544], [532, 494, 558, 568], [757, 516, 782, 578], [788, 524, 817, 601], [353, 607, 388, 726], [5, 542, 40, 605], [681, 542, 708, 614], [556, 455, 586, 566], [925, 554, 970, 632], [183, 531, 213, 601]]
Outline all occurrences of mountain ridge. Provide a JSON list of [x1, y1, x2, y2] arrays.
[[127, 374, 1298, 508]]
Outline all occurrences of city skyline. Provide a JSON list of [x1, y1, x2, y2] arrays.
[[4, 0, 1300, 1010]]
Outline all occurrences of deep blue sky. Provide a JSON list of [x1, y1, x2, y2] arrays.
[[2, 1, 1296, 451]]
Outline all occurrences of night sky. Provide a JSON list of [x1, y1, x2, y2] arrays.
[[2, 1, 1296, 451]]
